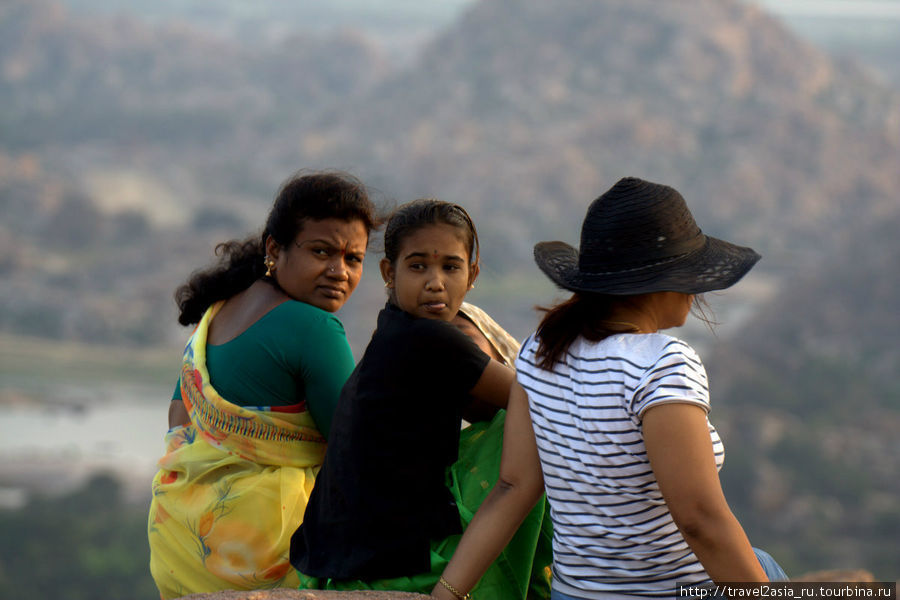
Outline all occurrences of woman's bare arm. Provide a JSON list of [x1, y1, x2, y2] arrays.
[[168, 398, 190, 429], [454, 314, 512, 420], [643, 403, 767, 582], [467, 359, 515, 409], [431, 382, 545, 599]]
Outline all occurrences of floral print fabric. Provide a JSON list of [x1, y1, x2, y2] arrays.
[[148, 302, 327, 599]]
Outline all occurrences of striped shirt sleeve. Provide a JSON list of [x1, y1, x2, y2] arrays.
[[631, 339, 710, 418]]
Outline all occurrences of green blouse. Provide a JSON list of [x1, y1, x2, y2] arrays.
[[172, 300, 355, 438]]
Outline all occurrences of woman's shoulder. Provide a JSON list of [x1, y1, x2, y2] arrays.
[[627, 334, 705, 382], [268, 300, 347, 333], [377, 303, 461, 340], [627, 332, 696, 354], [372, 306, 483, 372], [549, 332, 700, 368], [612, 332, 701, 364]]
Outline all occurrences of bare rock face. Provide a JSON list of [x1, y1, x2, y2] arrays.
[[179, 590, 431, 600], [792, 569, 876, 582]]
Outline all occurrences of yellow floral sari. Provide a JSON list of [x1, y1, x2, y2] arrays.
[[148, 302, 327, 599]]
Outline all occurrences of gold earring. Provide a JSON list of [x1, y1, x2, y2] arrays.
[[384, 280, 393, 288], [264, 256, 276, 277]]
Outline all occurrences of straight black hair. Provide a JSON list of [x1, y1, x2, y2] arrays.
[[383, 199, 480, 268]]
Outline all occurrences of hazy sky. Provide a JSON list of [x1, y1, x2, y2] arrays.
[[753, 0, 900, 18], [64, 0, 900, 25]]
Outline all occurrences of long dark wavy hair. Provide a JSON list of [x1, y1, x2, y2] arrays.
[[175, 171, 378, 325], [535, 293, 712, 370]]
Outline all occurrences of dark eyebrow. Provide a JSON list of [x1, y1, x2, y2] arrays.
[[296, 238, 335, 247], [297, 239, 365, 254]]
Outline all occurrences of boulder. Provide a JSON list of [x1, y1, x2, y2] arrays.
[[180, 590, 430, 600], [792, 569, 876, 582]]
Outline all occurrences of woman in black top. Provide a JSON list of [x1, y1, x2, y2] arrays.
[[290, 199, 551, 598]]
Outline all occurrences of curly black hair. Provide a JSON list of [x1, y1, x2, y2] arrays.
[[175, 171, 378, 325]]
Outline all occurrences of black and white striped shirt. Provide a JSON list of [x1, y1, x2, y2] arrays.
[[516, 333, 724, 599]]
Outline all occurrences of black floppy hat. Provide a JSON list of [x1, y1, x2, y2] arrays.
[[534, 177, 761, 295]]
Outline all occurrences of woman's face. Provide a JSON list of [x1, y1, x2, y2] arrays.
[[267, 217, 368, 312], [380, 223, 478, 322]]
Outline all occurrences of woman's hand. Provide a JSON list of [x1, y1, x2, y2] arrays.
[[643, 403, 768, 582], [431, 577, 468, 599]]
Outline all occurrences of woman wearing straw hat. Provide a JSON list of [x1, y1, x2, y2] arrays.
[[431, 177, 786, 600]]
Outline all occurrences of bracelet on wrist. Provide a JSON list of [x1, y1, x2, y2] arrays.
[[438, 575, 471, 600]]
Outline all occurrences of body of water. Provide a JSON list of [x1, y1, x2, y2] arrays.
[[0, 382, 168, 507]]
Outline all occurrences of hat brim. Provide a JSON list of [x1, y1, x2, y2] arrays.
[[534, 236, 761, 295]]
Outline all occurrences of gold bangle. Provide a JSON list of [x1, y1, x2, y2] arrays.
[[438, 575, 471, 600]]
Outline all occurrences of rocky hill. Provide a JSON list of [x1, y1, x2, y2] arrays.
[[0, 0, 389, 345], [708, 209, 900, 577], [1, 0, 898, 583], [291, 0, 900, 270], [4, 0, 900, 342], [0, 0, 388, 150]]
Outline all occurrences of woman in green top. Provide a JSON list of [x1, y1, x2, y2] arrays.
[[148, 171, 379, 599]]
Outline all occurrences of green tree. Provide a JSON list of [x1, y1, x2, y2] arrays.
[[0, 474, 157, 600]]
